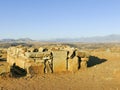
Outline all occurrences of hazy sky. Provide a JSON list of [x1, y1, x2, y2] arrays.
[[0, 0, 120, 40]]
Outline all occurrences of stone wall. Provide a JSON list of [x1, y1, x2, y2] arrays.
[[6, 45, 90, 76]]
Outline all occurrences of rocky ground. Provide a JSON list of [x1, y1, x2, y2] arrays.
[[0, 53, 120, 90]]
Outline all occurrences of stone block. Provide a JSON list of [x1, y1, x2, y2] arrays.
[[30, 62, 44, 75], [53, 51, 67, 72], [68, 56, 78, 72]]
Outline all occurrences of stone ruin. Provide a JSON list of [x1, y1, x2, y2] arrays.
[[6, 45, 90, 76], [0, 48, 7, 60]]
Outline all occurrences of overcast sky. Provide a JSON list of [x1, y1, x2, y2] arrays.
[[0, 0, 120, 40]]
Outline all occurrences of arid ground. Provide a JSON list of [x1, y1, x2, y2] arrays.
[[0, 43, 120, 90]]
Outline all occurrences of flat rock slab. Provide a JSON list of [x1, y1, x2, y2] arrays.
[[0, 62, 9, 75], [68, 57, 78, 72], [30, 62, 44, 75], [53, 51, 68, 72]]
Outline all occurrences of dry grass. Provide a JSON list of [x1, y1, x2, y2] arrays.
[[0, 42, 120, 90]]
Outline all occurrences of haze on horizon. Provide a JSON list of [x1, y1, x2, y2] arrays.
[[0, 0, 120, 40]]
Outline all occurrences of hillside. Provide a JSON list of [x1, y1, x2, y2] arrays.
[[0, 51, 120, 90]]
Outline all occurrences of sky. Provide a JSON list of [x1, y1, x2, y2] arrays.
[[0, 0, 120, 40]]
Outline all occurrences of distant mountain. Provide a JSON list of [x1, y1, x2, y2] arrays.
[[16, 38, 33, 42], [77, 34, 120, 42], [51, 34, 120, 43], [0, 39, 15, 42], [0, 34, 120, 43], [0, 38, 34, 43]]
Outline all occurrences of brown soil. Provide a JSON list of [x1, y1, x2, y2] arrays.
[[0, 52, 120, 90]]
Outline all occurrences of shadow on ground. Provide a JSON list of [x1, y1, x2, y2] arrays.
[[0, 58, 6, 62], [10, 64, 27, 78], [87, 56, 107, 67]]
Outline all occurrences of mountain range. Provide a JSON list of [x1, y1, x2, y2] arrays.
[[0, 38, 33, 43], [51, 34, 120, 43], [0, 34, 120, 43]]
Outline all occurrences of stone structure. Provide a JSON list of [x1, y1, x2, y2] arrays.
[[6, 45, 90, 76], [7, 46, 53, 76], [0, 48, 7, 60]]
